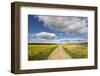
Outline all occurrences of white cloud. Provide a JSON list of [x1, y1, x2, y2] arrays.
[[59, 38, 87, 44], [37, 16, 88, 36], [30, 39, 47, 43], [34, 32, 57, 40]]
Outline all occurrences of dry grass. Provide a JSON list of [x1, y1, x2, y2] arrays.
[[63, 44, 88, 59], [28, 45, 57, 60]]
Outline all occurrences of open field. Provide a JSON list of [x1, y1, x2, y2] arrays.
[[63, 44, 88, 58], [28, 43, 88, 61], [28, 45, 57, 60]]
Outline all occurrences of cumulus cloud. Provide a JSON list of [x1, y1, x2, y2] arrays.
[[34, 32, 57, 40], [37, 16, 88, 36]]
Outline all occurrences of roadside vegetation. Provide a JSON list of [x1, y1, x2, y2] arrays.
[[63, 44, 88, 58], [28, 45, 57, 60]]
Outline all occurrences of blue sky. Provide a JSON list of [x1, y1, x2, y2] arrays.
[[28, 15, 88, 43]]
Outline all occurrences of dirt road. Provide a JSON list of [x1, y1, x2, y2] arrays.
[[48, 45, 72, 60]]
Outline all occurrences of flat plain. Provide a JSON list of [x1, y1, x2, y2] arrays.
[[28, 43, 88, 61]]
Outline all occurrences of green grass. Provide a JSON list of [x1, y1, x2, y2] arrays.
[[28, 43, 88, 60], [28, 45, 57, 60], [63, 44, 88, 59]]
